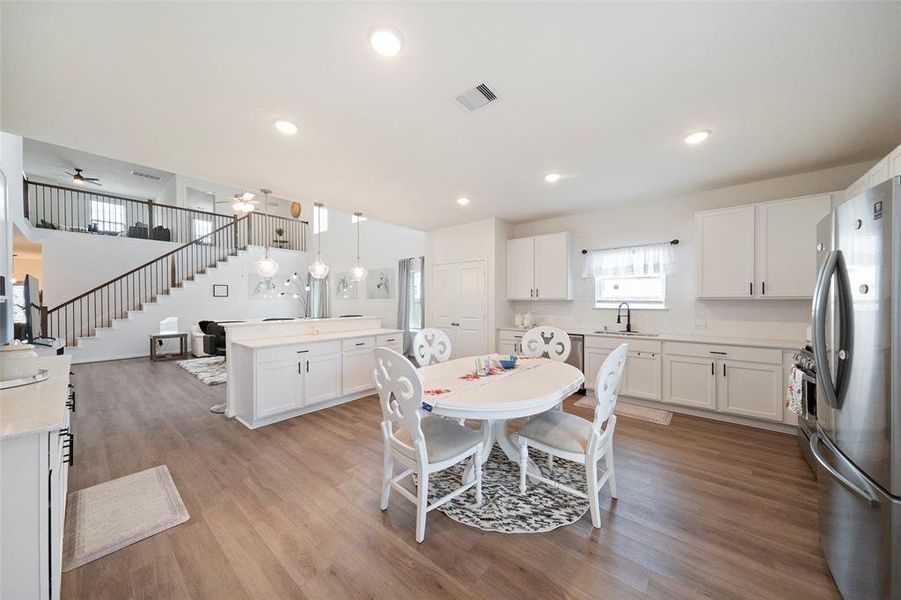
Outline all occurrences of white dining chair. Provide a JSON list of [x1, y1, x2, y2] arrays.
[[521, 326, 571, 362], [412, 328, 452, 367], [374, 347, 483, 543], [517, 343, 628, 529]]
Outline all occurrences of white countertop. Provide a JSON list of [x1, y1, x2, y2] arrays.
[[221, 316, 377, 329], [0, 354, 72, 441], [234, 328, 404, 349], [498, 326, 803, 350]]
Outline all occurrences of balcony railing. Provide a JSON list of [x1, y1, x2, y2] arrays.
[[24, 179, 307, 251]]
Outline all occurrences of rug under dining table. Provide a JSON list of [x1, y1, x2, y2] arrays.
[[429, 445, 593, 533]]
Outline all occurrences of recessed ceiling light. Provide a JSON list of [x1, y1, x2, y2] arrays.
[[456, 197, 470, 206], [544, 172, 562, 183], [274, 120, 298, 135], [684, 129, 711, 145], [369, 27, 404, 57]]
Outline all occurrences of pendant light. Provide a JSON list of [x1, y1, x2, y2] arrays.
[[254, 189, 279, 279], [308, 202, 329, 279], [350, 212, 367, 282]]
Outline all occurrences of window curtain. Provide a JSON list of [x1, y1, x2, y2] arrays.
[[307, 273, 330, 318], [397, 256, 425, 355], [582, 242, 674, 279]]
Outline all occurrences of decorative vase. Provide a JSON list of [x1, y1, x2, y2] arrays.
[[290, 202, 302, 219]]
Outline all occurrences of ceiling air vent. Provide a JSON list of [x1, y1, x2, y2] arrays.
[[455, 83, 498, 111], [130, 170, 163, 181]]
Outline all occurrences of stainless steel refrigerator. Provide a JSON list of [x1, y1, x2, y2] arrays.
[[810, 176, 901, 599]]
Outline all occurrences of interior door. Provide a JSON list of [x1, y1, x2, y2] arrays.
[[506, 237, 534, 300], [756, 195, 831, 298], [696, 206, 756, 297], [534, 233, 568, 300], [430, 263, 458, 348], [455, 261, 486, 358]]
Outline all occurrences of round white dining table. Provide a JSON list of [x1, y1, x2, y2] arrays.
[[417, 356, 585, 480]]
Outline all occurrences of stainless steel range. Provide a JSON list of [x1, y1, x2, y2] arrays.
[[791, 344, 818, 472]]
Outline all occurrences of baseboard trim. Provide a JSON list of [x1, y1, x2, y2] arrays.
[[584, 392, 797, 435]]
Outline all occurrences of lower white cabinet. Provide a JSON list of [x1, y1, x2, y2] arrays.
[[498, 330, 524, 355], [585, 337, 661, 401], [304, 352, 342, 405], [256, 358, 304, 418], [343, 348, 375, 395], [662, 354, 717, 409], [662, 342, 783, 421]]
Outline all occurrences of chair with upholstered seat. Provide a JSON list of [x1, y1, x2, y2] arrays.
[[412, 328, 453, 366], [374, 347, 483, 543], [517, 343, 627, 528], [521, 326, 571, 362]]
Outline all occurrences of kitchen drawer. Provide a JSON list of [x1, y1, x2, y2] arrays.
[[257, 340, 342, 363], [662, 342, 781, 365], [499, 329, 525, 342], [586, 335, 660, 354], [376, 333, 402, 346], [342, 337, 375, 351]]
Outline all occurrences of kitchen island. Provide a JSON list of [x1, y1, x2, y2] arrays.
[[224, 317, 402, 428]]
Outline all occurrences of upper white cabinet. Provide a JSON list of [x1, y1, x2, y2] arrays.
[[755, 195, 832, 298], [844, 142, 901, 201], [696, 194, 831, 299], [696, 206, 756, 298], [506, 232, 571, 301]]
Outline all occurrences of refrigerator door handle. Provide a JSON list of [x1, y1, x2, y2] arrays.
[[812, 250, 850, 409], [810, 431, 880, 508]]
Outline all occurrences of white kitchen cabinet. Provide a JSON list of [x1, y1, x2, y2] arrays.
[[257, 358, 304, 418], [431, 261, 487, 358], [622, 350, 661, 400], [755, 194, 831, 298], [718, 359, 783, 421], [891, 144, 901, 178], [506, 237, 535, 300], [342, 347, 375, 395], [697, 194, 832, 299], [304, 352, 342, 405], [584, 347, 611, 391], [663, 353, 717, 409], [505, 232, 571, 300], [696, 206, 756, 298], [869, 157, 890, 187]]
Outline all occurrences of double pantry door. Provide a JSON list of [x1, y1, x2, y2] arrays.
[[431, 260, 487, 359]]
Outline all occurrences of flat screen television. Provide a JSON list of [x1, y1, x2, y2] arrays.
[[23, 274, 42, 341]]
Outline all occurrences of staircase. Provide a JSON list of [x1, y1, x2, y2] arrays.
[[41, 210, 307, 358]]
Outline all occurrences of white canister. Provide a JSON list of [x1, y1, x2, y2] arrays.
[[523, 311, 534, 328], [514, 313, 523, 328], [0, 342, 40, 382]]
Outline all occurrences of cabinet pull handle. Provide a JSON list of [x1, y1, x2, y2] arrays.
[[298, 362, 303, 374], [530, 289, 534, 298], [709, 351, 727, 355], [723, 364, 727, 377], [536, 288, 539, 298], [762, 281, 766, 295], [355, 342, 365, 346], [711, 362, 714, 375], [750, 282, 753, 296], [306, 361, 310, 373], [386, 338, 395, 342], [297, 350, 309, 354]]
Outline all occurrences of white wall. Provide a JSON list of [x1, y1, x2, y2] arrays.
[[317, 210, 426, 326], [509, 160, 875, 341]]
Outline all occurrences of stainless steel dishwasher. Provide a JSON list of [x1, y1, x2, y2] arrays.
[[565, 334, 585, 393]]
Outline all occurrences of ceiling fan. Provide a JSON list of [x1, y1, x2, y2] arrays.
[[66, 168, 103, 186]]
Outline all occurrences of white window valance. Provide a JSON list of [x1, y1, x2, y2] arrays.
[[582, 242, 674, 279]]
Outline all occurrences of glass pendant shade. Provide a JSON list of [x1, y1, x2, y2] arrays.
[[351, 261, 367, 282], [308, 254, 329, 279], [255, 252, 280, 279]]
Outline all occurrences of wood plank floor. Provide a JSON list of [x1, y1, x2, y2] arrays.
[[62, 358, 839, 599]]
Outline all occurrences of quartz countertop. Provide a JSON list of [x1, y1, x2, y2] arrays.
[[221, 316, 378, 329], [0, 354, 72, 441], [234, 328, 404, 349], [498, 326, 803, 350]]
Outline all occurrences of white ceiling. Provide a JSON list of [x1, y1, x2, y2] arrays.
[[23, 139, 174, 201], [1, 2, 899, 231]]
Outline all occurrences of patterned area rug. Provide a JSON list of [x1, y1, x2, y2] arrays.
[[575, 398, 673, 425], [176, 356, 226, 385], [430, 445, 590, 533]]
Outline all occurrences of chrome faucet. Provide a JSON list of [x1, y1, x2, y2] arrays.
[[616, 302, 632, 333]]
